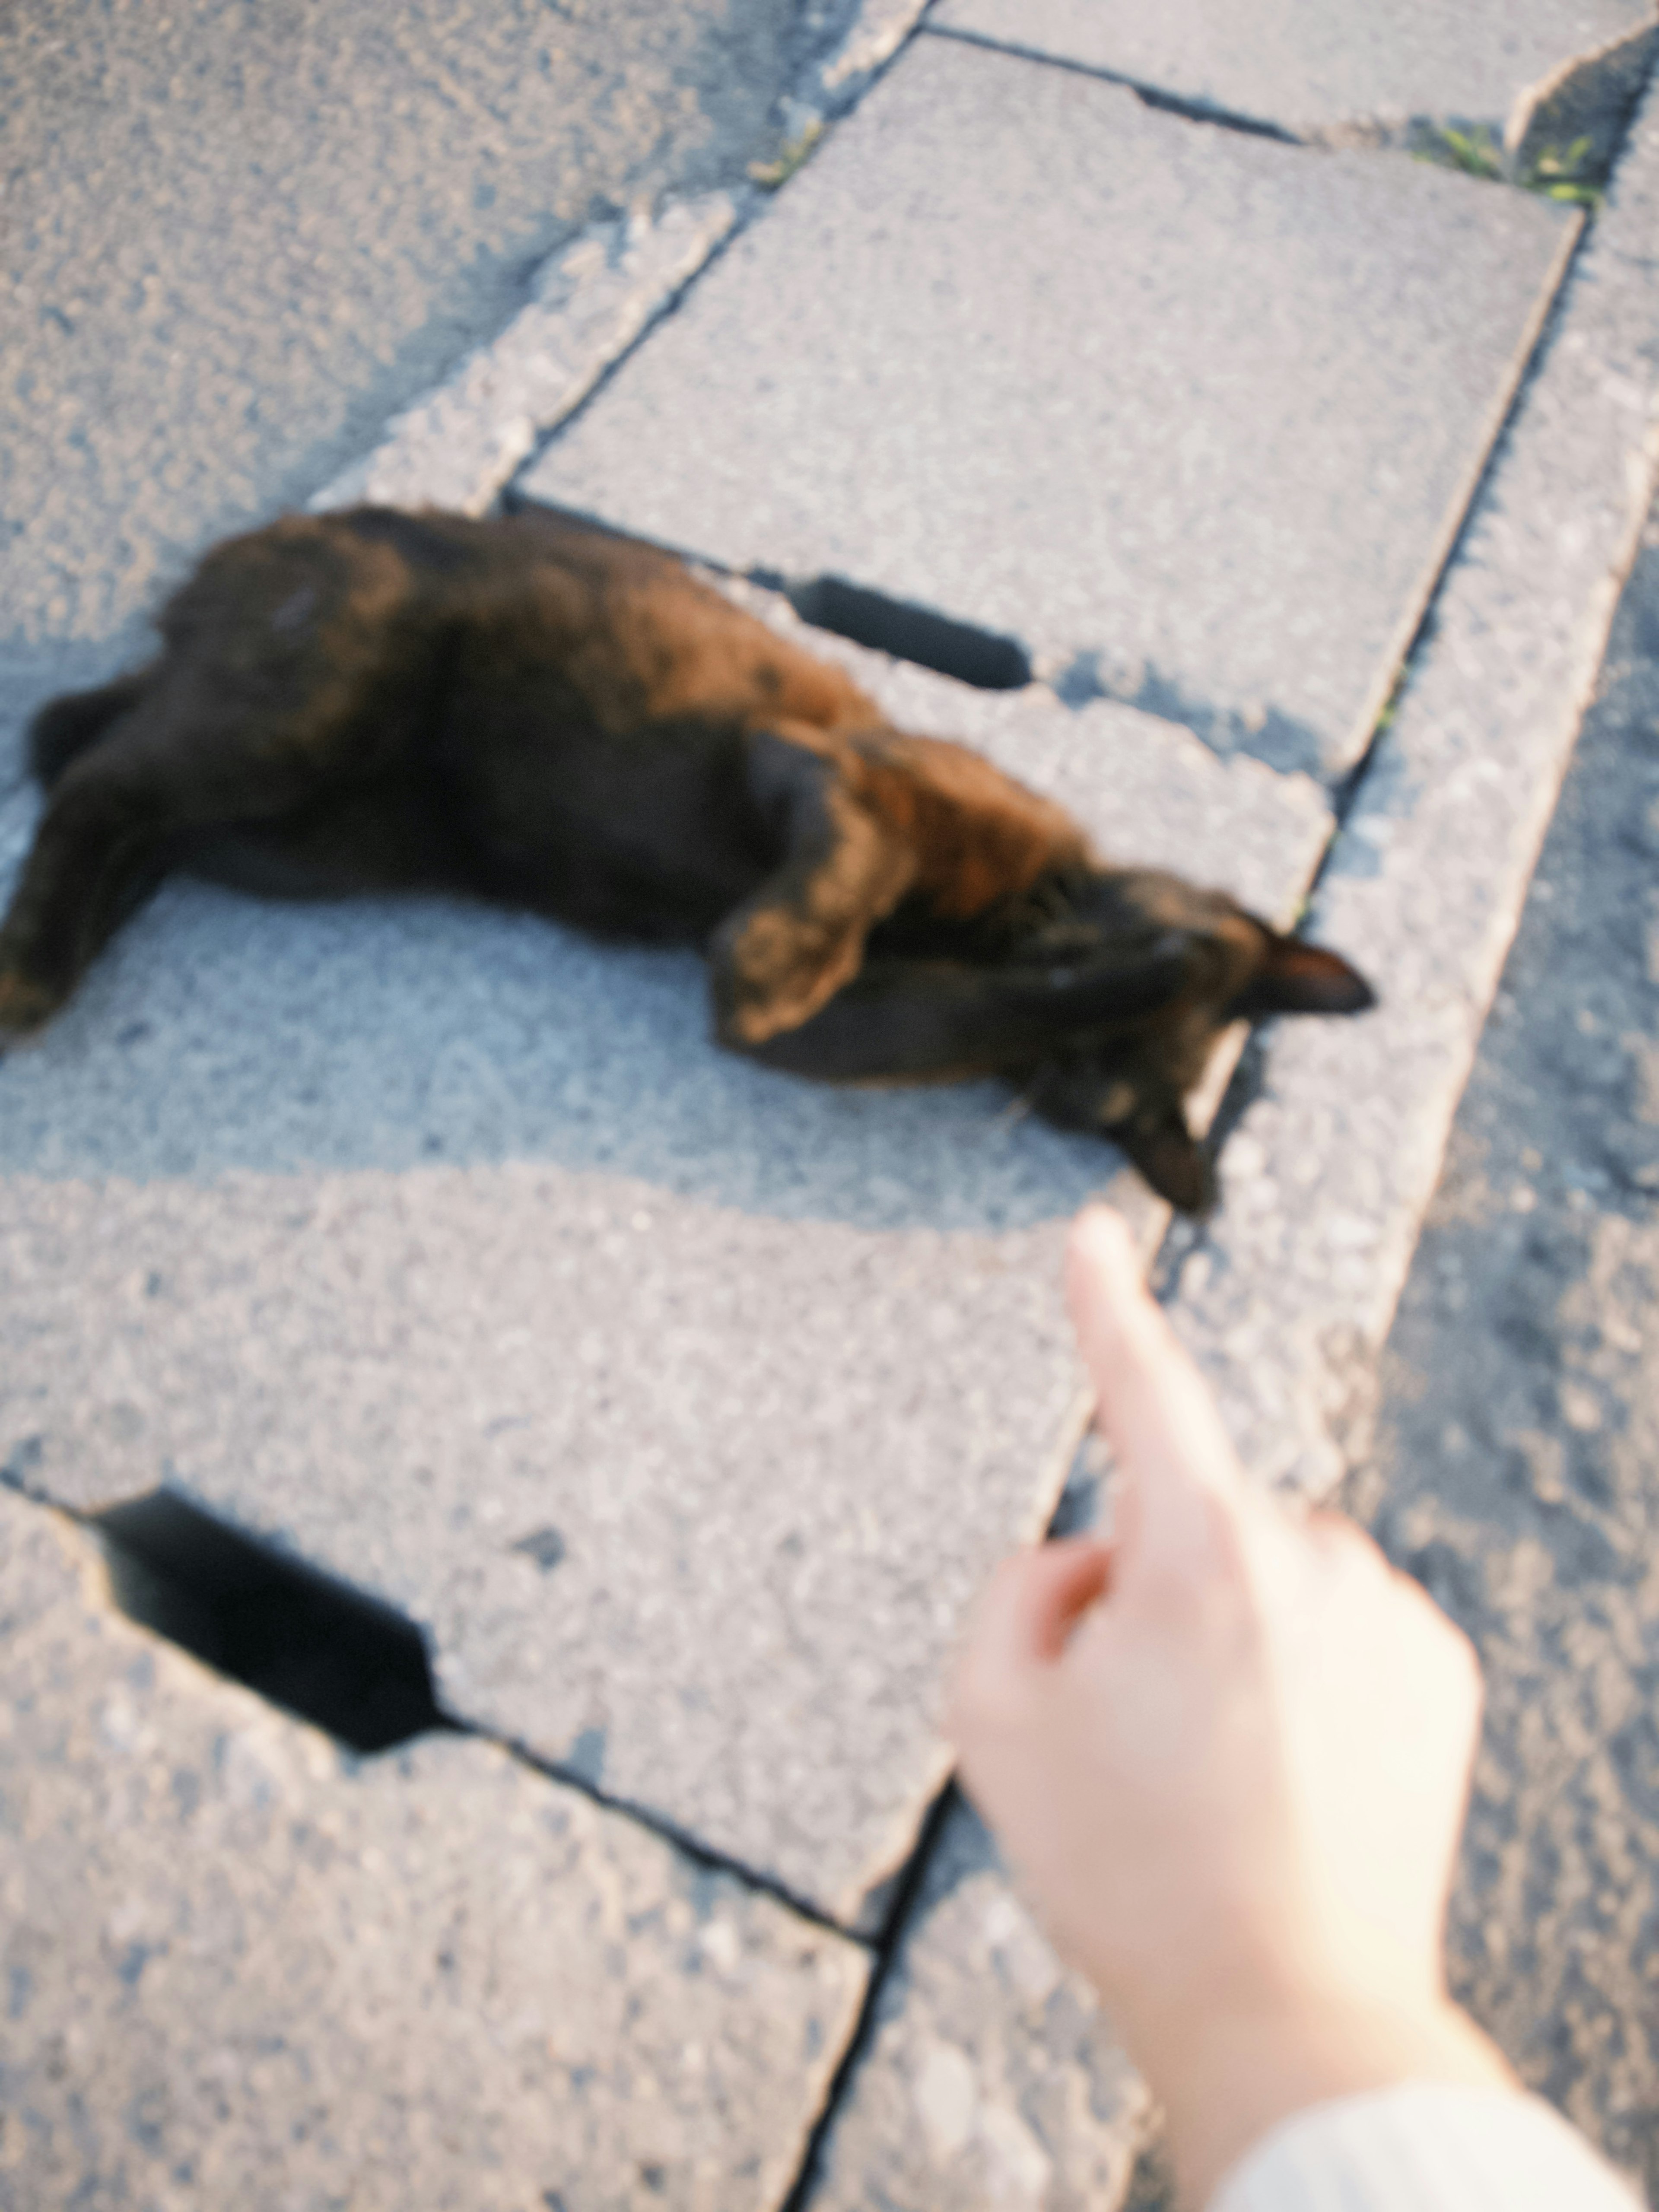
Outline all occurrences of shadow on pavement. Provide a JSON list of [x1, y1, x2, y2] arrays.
[[0, 800, 1119, 1234]]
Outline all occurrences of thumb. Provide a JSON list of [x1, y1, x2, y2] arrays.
[[974, 1538, 1115, 1669], [1065, 1207, 1246, 1581], [950, 1538, 1113, 1745]]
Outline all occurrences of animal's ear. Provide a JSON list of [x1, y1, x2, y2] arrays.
[[1114, 1106, 1215, 1216], [1227, 935, 1375, 1020]]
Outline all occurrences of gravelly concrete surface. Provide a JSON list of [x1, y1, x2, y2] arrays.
[[0, 0, 804, 707], [808, 1793, 1150, 2212], [0, 1486, 867, 2212], [310, 194, 741, 519], [1344, 499, 1659, 2204]]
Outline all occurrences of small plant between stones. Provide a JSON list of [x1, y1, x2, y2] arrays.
[[1528, 137, 1603, 207], [1417, 124, 1604, 208], [1427, 123, 1505, 183], [750, 117, 825, 190]]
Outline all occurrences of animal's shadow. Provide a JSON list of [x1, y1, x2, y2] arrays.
[[0, 782, 1119, 1234]]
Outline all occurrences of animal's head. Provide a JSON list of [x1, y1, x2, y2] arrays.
[[747, 862, 1373, 1213], [1021, 868, 1373, 1212]]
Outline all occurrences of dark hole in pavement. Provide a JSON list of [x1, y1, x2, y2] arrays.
[[783, 574, 1032, 691], [92, 1490, 452, 1754], [511, 1522, 567, 1572]]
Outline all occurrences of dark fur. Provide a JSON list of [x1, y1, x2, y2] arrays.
[[0, 506, 1373, 1210]]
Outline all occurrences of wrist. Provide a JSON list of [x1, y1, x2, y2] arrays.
[[1125, 1975, 1513, 2207]]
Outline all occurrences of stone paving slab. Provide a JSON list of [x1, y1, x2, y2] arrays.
[[522, 33, 1579, 779], [0, 1484, 866, 2212], [932, 2, 1655, 147], [809, 1795, 1148, 2212], [0, 613, 1329, 1926], [1160, 71, 1659, 1500]]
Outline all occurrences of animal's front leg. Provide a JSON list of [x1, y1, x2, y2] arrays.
[[709, 731, 915, 1047], [747, 933, 1203, 1082]]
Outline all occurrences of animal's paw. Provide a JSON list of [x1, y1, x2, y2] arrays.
[[712, 958, 808, 1047], [710, 908, 858, 1048], [0, 966, 60, 1038], [715, 985, 785, 1049]]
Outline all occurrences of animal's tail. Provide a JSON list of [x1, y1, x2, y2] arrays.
[[27, 670, 152, 790]]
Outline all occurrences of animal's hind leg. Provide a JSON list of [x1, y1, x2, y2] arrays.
[[709, 729, 917, 1046], [0, 681, 360, 1033], [26, 667, 157, 788], [0, 518, 433, 1033]]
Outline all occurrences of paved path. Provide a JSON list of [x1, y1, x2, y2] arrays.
[[3, 3, 1659, 2206], [1352, 495, 1659, 2203]]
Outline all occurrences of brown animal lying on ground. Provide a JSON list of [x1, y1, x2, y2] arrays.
[[0, 505, 1373, 1210]]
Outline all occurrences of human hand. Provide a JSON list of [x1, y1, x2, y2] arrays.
[[951, 1206, 1512, 2205]]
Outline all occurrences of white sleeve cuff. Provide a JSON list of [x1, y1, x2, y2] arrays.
[[1209, 2083, 1643, 2212]]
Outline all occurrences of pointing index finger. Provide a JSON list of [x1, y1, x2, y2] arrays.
[[1065, 1207, 1246, 1578]]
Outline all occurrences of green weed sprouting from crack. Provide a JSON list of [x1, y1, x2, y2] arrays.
[[1527, 135, 1603, 208], [1414, 125, 1604, 208], [749, 118, 824, 191], [1373, 666, 1408, 741], [1430, 123, 1503, 182]]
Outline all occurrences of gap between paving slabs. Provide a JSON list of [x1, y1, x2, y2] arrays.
[[93, 1483, 454, 1755], [930, 0, 1658, 179]]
